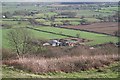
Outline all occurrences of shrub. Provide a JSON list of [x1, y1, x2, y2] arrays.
[[2, 48, 17, 60], [3, 53, 119, 74], [2, 43, 120, 73]]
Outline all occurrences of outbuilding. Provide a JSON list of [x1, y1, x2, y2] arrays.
[[2, 15, 6, 18]]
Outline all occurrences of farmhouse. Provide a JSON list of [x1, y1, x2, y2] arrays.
[[49, 40, 62, 46], [43, 38, 81, 47]]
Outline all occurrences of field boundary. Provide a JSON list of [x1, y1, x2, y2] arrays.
[[59, 26, 119, 37], [26, 27, 76, 38], [27, 26, 119, 37], [2, 19, 119, 37]]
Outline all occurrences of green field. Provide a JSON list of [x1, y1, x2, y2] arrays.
[[34, 12, 57, 18], [2, 20, 31, 29], [55, 18, 82, 21], [12, 15, 34, 19], [76, 10, 114, 17], [34, 26, 118, 45], [2, 24, 119, 48], [1, 28, 68, 48], [98, 7, 118, 13], [35, 19, 46, 23], [84, 18, 101, 23], [2, 5, 48, 13], [70, 21, 80, 25]]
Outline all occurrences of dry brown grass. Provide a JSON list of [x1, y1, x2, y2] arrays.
[[3, 54, 119, 73], [2, 48, 17, 60], [2, 43, 120, 73]]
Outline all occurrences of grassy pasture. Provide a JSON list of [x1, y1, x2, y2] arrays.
[[53, 21, 63, 25], [33, 19, 64, 26], [98, 10, 114, 13], [34, 12, 57, 18], [76, 10, 114, 17], [27, 28, 67, 39], [12, 16, 25, 19], [34, 14, 45, 18], [2, 21, 30, 28], [43, 21, 52, 26], [34, 26, 118, 45], [2, 5, 48, 13], [1, 25, 118, 48], [2, 21, 18, 25], [84, 18, 101, 23], [1, 28, 68, 48], [45, 12, 58, 17], [99, 7, 118, 13], [55, 18, 100, 24], [70, 21, 80, 25], [12, 15, 34, 19], [36, 18, 83, 26], [55, 18, 81, 21], [2, 29, 13, 48], [35, 19, 46, 23]]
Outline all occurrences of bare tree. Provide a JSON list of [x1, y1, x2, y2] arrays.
[[7, 28, 32, 57]]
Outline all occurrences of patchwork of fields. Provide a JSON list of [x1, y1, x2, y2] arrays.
[[2, 26, 118, 48], [1, 2, 119, 78], [63, 22, 118, 35], [2, 28, 68, 48], [31, 26, 118, 45]]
